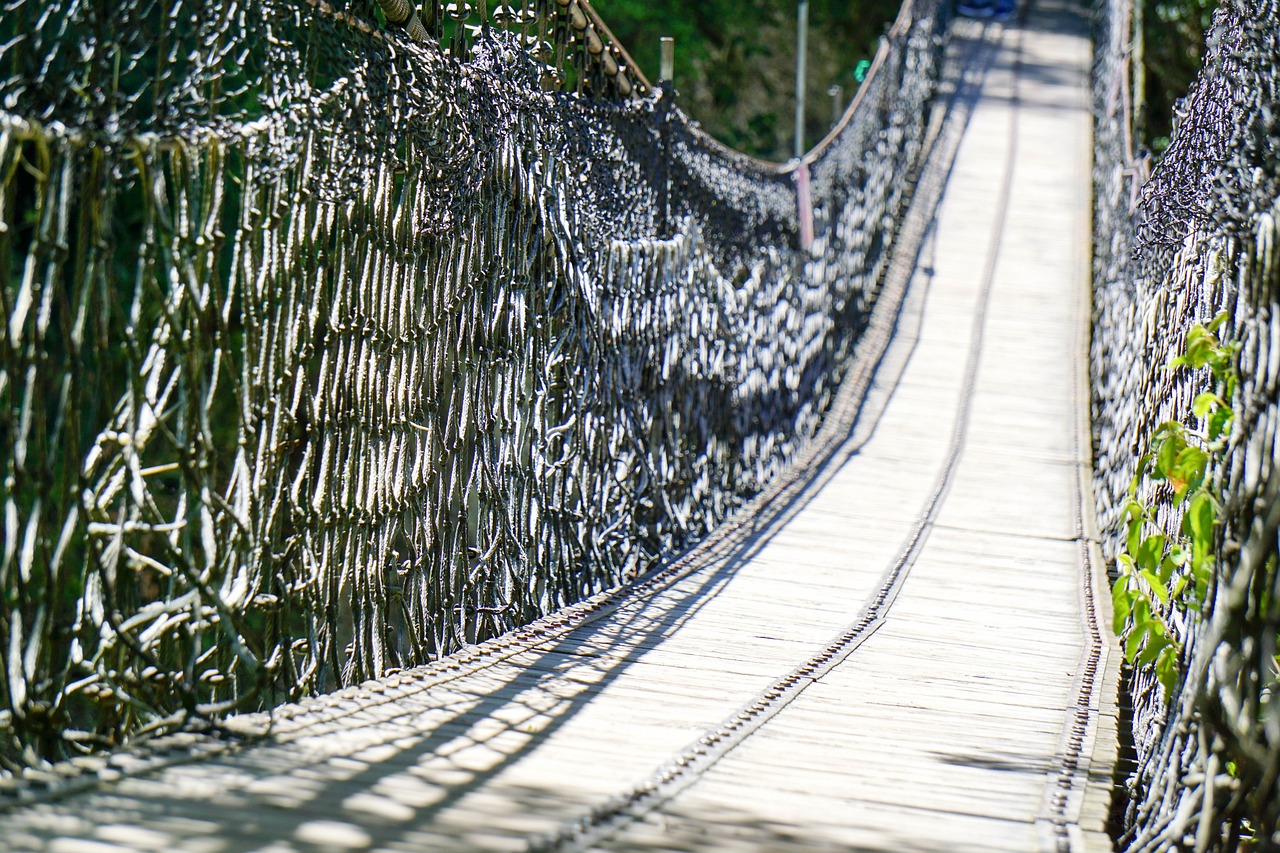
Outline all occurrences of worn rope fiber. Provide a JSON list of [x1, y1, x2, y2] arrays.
[[0, 0, 945, 772]]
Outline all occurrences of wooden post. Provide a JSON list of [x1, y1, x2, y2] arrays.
[[660, 37, 675, 84], [828, 84, 844, 125]]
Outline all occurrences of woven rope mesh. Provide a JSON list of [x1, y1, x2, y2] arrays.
[[1092, 0, 1280, 845], [0, 0, 945, 769]]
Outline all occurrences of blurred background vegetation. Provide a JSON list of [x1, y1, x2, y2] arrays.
[[1132, 0, 1217, 153], [597, 0, 1216, 162], [600, 0, 903, 161]]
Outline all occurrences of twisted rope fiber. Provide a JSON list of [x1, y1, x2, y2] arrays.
[[1092, 0, 1280, 846], [0, 0, 947, 776]]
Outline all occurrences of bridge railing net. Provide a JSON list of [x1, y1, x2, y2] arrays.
[[1092, 0, 1280, 846], [0, 0, 945, 769]]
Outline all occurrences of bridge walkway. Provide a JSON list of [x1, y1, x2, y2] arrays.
[[0, 1, 1117, 851]]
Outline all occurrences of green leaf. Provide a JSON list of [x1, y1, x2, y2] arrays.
[[1136, 631, 1167, 667], [1168, 334, 1214, 370], [1117, 552, 1136, 578], [1194, 568, 1210, 607], [1208, 406, 1233, 441], [1156, 643, 1181, 698], [1208, 311, 1230, 333], [1173, 445, 1209, 474], [1183, 325, 1219, 366], [1123, 499, 1147, 524], [1183, 491, 1217, 545], [1170, 446, 1209, 498], [1121, 597, 1152, 662], [1140, 568, 1170, 605], [1126, 518, 1143, 557], [1128, 456, 1150, 496], [1135, 534, 1165, 571], [1112, 577, 1134, 634], [1124, 625, 1146, 662], [1191, 392, 1220, 419], [1151, 425, 1187, 480]]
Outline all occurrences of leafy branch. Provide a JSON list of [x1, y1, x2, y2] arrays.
[[1112, 312, 1238, 698]]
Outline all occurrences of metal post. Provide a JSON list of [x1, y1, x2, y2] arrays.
[[828, 84, 844, 125], [794, 0, 809, 159], [660, 37, 675, 85]]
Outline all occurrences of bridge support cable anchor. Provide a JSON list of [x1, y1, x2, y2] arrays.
[[527, 22, 1014, 853]]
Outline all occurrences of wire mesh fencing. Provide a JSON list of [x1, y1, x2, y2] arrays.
[[0, 0, 946, 771]]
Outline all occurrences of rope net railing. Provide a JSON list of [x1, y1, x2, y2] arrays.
[[1092, 0, 1280, 846], [0, 0, 946, 772]]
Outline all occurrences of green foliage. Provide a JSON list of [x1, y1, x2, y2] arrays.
[[600, 0, 901, 159], [1112, 312, 1237, 699], [1138, 0, 1217, 153]]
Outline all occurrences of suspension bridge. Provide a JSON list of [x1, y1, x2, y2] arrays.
[[4, 0, 1280, 848], [0, 0, 1122, 849]]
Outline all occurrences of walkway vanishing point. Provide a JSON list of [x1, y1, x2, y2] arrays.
[[0, 2, 1120, 851]]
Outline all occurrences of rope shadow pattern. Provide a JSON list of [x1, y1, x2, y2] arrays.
[[0, 0, 945, 771], [1092, 0, 1280, 846]]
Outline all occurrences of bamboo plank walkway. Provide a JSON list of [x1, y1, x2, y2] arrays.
[[0, 1, 1118, 850]]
